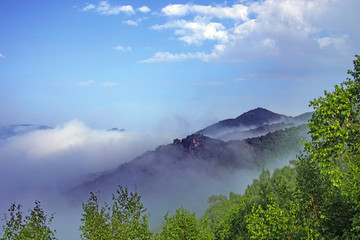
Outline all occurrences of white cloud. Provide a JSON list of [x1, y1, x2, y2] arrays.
[[114, 45, 131, 52], [152, 17, 228, 46], [316, 35, 349, 51], [78, 80, 95, 86], [0, 120, 177, 194], [82, 1, 134, 15], [123, 20, 138, 26], [100, 82, 118, 87], [162, 4, 188, 16], [138, 6, 150, 13], [0, 53, 5, 58], [82, 3, 95, 11], [262, 38, 276, 48], [162, 4, 248, 21], [141, 45, 225, 63], [151, 0, 359, 63]]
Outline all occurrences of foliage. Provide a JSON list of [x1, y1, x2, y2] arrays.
[[79, 185, 152, 240], [247, 201, 307, 240], [206, 54, 360, 239], [306, 55, 360, 192], [303, 55, 360, 237], [158, 206, 213, 240], [1, 201, 56, 240], [246, 124, 309, 166]]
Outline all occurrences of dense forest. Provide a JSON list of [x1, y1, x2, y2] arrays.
[[1, 55, 359, 239]]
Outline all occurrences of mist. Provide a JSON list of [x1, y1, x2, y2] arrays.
[[0, 119, 183, 239], [0, 117, 306, 239]]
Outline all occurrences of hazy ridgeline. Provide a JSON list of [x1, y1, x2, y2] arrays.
[[0, 108, 310, 239]]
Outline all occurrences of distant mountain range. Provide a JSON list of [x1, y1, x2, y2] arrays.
[[66, 107, 312, 225], [0, 124, 125, 139], [0, 124, 53, 139], [107, 128, 125, 132]]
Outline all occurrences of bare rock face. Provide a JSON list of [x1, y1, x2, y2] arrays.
[[173, 134, 223, 154]]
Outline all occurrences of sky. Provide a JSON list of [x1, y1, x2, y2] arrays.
[[0, 0, 359, 132]]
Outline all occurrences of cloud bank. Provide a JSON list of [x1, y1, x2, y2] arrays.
[[0, 120, 175, 197], [142, 0, 359, 63]]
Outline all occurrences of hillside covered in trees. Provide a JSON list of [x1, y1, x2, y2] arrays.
[[1, 55, 360, 239]]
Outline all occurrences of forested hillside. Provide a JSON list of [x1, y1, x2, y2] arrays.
[[1, 55, 359, 239]]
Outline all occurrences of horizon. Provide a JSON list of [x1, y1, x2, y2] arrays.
[[1, 0, 359, 132], [0, 106, 312, 129]]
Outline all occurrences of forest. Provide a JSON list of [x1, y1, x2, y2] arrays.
[[1, 55, 359, 239]]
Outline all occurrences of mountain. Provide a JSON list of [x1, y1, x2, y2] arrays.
[[0, 124, 53, 139], [67, 109, 310, 225], [196, 108, 290, 137], [217, 122, 295, 141], [197, 108, 312, 140], [107, 128, 125, 132], [293, 112, 313, 123]]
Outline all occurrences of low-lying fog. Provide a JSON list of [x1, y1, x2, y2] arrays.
[[0, 119, 295, 239]]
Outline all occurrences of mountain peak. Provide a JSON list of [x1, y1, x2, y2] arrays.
[[234, 107, 286, 124], [197, 107, 290, 137]]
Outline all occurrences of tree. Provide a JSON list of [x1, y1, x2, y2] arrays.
[[247, 200, 313, 240], [1, 201, 57, 240], [304, 55, 360, 236], [159, 206, 213, 240], [306, 55, 360, 190], [80, 186, 152, 240]]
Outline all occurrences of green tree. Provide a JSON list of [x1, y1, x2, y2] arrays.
[[1, 201, 57, 240], [211, 165, 298, 240], [247, 200, 313, 240], [80, 185, 152, 240], [159, 206, 213, 240], [303, 54, 360, 236]]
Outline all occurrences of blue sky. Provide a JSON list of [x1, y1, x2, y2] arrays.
[[0, 0, 359, 132]]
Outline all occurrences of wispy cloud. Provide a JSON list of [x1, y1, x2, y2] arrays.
[[78, 80, 95, 86], [141, 44, 225, 63], [161, 4, 248, 21], [114, 45, 132, 52], [100, 82, 118, 87], [82, 3, 95, 11], [316, 35, 349, 50], [122, 20, 138, 26], [141, 51, 214, 63], [82, 1, 135, 15], [0, 53, 5, 58]]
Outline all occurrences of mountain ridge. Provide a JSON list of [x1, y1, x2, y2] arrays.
[[196, 107, 312, 139], [66, 107, 312, 225], [0, 124, 53, 139]]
